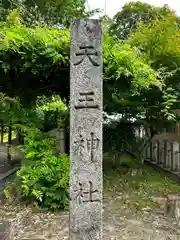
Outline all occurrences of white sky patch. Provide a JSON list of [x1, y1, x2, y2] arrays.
[[87, 0, 180, 18]]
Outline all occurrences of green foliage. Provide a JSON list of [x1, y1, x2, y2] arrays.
[[0, 0, 89, 27], [0, 92, 44, 138], [104, 37, 161, 89], [0, 9, 178, 135], [109, 1, 177, 39], [35, 95, 68, 131], [0, 10, 70, 103], [128, 16, 180, 122], [0, 11, 70, 73], [103, 14, 180, 128], [104, 119, 150, 165], [100, 15, 113, 34], [104, 120, 137, 152], [7, 129, 69, 210], [0, 93, 19, 122], [103, 35, 163, 120], [129, 16, 180, 72], [0, 11, 163, 109], [36, 95, 67, 112]]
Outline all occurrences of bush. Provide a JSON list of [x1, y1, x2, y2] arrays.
[[16, 153, 69, 210], [5, 129, 69, 210]]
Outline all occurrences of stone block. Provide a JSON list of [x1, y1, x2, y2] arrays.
[[165, 194, 180, 220]]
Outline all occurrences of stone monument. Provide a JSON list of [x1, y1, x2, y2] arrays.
[[69, 19, 103, 239]]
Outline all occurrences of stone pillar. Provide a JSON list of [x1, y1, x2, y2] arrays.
[[174, 142, 180, 171], [167, 141, 171, 169], [157, 140, 160, 164], [163, 140, 167, 168], [57, 127, 65, 154], [170, 142, 174, 171], [69, 19, 103, 240], [150, 141, 153, 160], [178, 143, 180, 172], [152, 141, 157, 162]]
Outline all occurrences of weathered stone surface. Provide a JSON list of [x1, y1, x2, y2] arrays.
[[165, 194, 180, 220], [70, 19, 103, 239]]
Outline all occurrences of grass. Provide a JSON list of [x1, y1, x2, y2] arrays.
[[104, 154, 180, 211]]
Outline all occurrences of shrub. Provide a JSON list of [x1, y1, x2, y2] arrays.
[[16, 153, 69, 209], [5, 129, 69, 210]]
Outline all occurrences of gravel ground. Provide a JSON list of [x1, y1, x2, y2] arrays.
[[0, 195, 179, 240]]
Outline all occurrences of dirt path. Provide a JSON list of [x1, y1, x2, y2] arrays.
[[0, 195, 180, 240]]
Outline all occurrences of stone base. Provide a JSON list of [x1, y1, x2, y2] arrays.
[[165, 194, 180, 220]]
